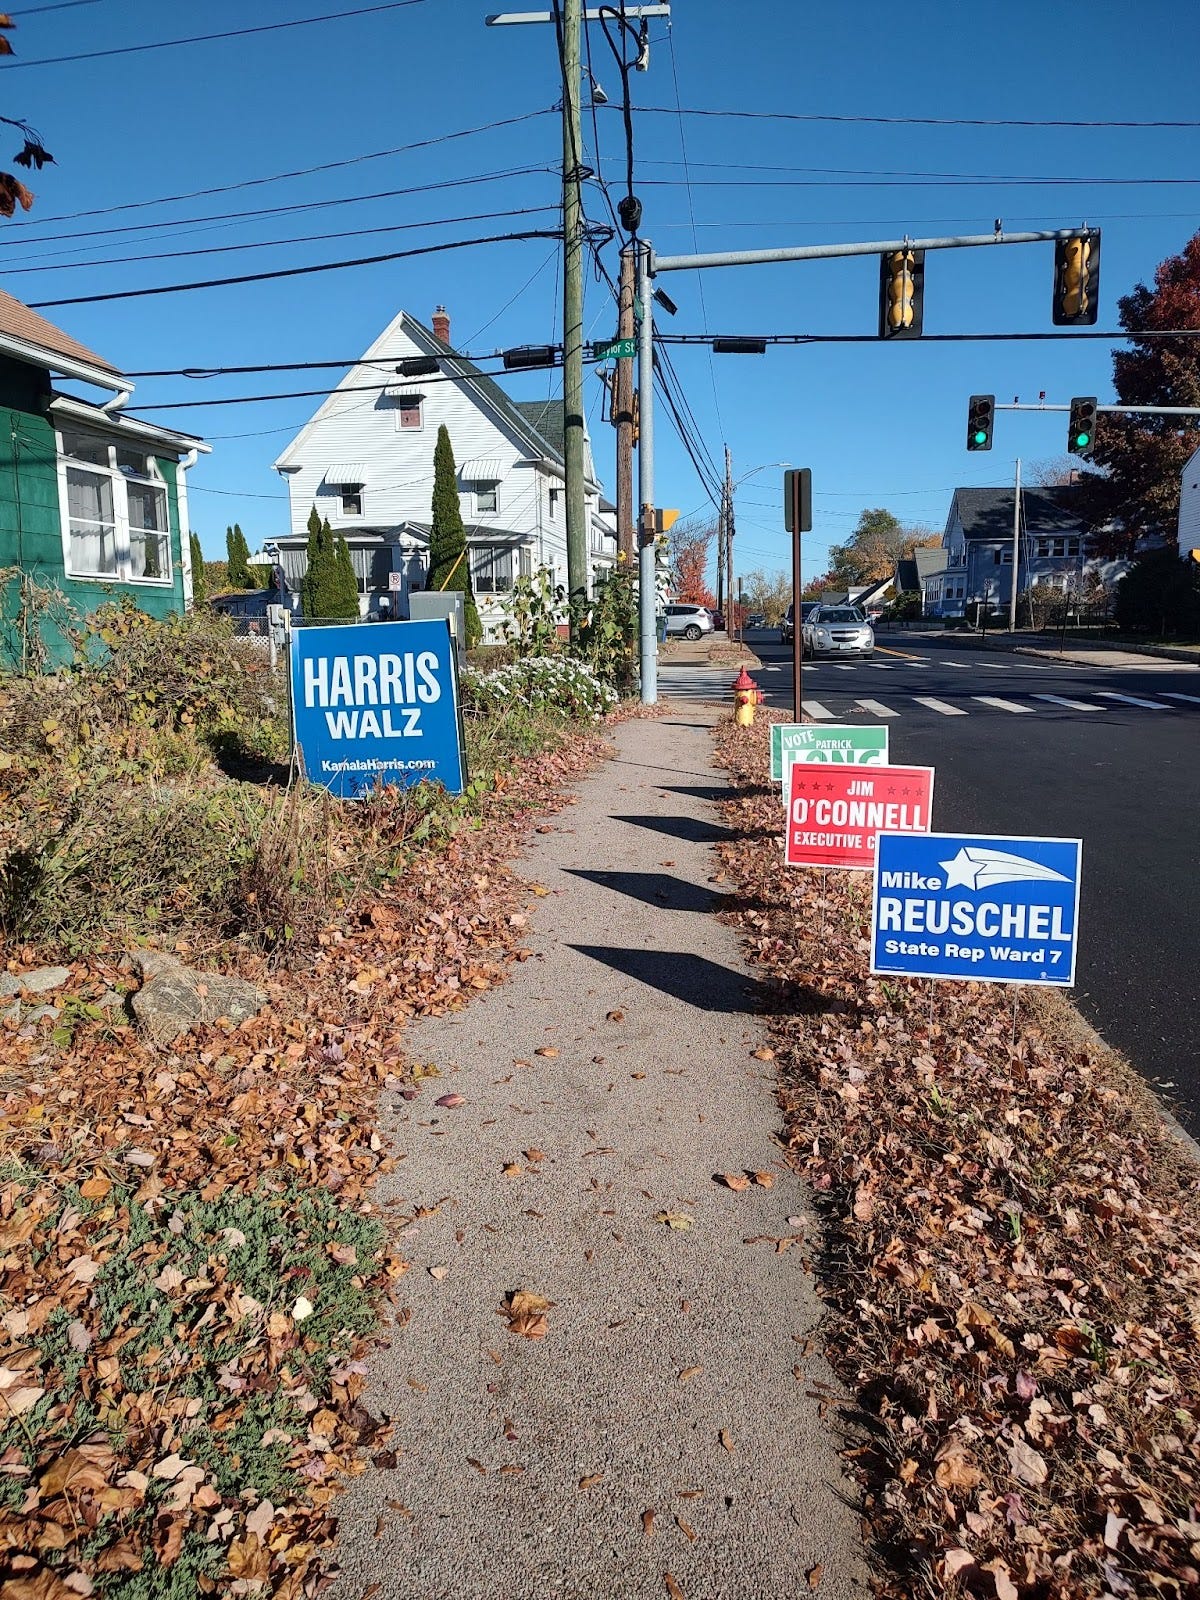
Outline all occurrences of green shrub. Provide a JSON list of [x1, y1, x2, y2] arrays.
[[462, 655, 617, 722]]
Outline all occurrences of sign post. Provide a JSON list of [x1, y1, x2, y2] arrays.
[[870, 833, 1082, 986], [290, 618, 466, 799], [771, 722, 889, 785], [786, 764, 934, 871], [784, 468, 812, 723]]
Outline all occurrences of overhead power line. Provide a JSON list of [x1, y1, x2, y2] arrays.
[[3, 108, 554, 231], [4, 167, 552, 252], [30, 228, 561, 308], [620, 104, 1200, 131], [656, 328, 1200, 346], [4, 205, 559, 275], [4, 0, 429, 70]]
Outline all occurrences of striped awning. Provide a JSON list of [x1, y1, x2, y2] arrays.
[[458, 456, 503, 482], [323, 463, 367, 484]]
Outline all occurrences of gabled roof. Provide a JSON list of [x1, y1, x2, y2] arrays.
[[915, 545, 948, 579], [0, 286, 120, 375], [951, 486, 1086, 538], [513, 399, 565, 461], [273, 311, 584, 479]]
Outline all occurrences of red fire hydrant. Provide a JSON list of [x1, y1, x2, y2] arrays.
[[732, 666, 764, 727]]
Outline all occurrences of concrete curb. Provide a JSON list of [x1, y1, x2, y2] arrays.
[[914, 631, 1199, 669]]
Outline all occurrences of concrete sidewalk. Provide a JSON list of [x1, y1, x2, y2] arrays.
[[331, 710, 868, 1600]]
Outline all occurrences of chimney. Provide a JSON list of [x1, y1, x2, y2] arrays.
[[432, 304, 450, 346]]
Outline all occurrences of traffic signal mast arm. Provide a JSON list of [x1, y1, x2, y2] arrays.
[[994, 402, 1200, 415], [650, 228, 1097, 275]]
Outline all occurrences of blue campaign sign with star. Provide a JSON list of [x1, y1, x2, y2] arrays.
[[871, 832, 1082, 987], [290, 619, 465, 799]]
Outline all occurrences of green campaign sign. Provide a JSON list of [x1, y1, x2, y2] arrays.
[[770, 723, 890, 785]]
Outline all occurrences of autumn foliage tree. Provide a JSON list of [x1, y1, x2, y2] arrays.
[[1081, 231, 1200, 551], [668, 517, 716, 607], [1, 24, 55, 218], [827, 508, 940, 588]]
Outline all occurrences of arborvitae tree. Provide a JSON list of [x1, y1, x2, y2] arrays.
[[332, 533, 361, 619], [188, 532, 207, 604], [225, 523, 255, 588], [300, 505, 335, 619], [426, 424, 482, 646]]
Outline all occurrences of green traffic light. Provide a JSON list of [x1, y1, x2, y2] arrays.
[[1075, 432, 1091, 448], [973, 430, 988, 445]]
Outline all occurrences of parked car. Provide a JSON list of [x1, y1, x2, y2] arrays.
[[802, 605, 875, 658], [710, 608, 726, 631], [746, 612, 766, 629], [664, 602, 715, 641], [780, 601, 819, 645]]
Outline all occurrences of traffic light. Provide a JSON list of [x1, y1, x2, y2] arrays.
[[654, 508, 679, 534], [1052, 232, 1101, 326], [1189, 548, 1200, 565], [966, 394, 994, 451], [784, 468, 812, 533], [1067, 396, 1098, 458], [878, 248, 924, 339]]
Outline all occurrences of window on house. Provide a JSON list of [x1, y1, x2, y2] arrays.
[[396, 396, 423, 430], [470, 544, 528, 594], [1000, 549, 1013, 563], [1035, 536, 1078, 558], [350, 545, 393, 594], [549, 488, 560, 518], [473, 481, 499, 514], [341, 487, 363, 516], [59, 430, 172, 583]]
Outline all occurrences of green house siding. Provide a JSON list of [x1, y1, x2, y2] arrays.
[[0, 356, 188, 669]]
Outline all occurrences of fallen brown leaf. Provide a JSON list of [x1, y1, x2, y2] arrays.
[[678, 1365, 703, 1383], [664, 1575, 686, 1600], [579, 1473, 605, 1489], [642, 1508, 656, 1538], [750, 1171, 775, 1189], [718, 1429, 735, 1452], [807, 1563, 824, 1590], [535, 1046, 559, 1057], [715, 1172, 751, 1192], [675, 1516, 697, 1542]]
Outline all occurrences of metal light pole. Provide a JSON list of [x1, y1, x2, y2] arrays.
[[637, 239, 657, 703]]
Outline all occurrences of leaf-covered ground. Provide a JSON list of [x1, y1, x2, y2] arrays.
[[713, 714, 1200, 1600], [0, 729, 616, 1598]]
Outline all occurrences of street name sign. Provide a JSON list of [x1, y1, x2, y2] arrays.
[[770, 722, 889, 785], [592, 337, 637, 360], [291, 618, 465, 799], [786, 763, 934, 871], [870, 832, 1082, 986]]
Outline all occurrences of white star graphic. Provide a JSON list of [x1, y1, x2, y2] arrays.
[[940, 848, 979, 888]]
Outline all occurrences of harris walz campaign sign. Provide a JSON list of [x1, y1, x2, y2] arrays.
[[290, 619, 465, 799]]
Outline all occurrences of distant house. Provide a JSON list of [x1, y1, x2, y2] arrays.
[[928, 487, 1092, 618], [271, 305, 616, 637], [0, 287, 209, 667], [1178, 443, 1200, 558], [895, 546, 949, 614]]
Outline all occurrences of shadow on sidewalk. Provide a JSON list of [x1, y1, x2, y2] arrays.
[[571, 943, 826, 1016], [611, 813, 727, 844], [564, 869, 717, 913]]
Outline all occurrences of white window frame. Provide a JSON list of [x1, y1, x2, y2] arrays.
[[394, 396, 424, 432], [472, 480, 499, 515], [339, 485, 364, 517], [55, 428, 173, 586]]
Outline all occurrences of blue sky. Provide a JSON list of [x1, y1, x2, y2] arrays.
[[5, 0, 1200, 573]]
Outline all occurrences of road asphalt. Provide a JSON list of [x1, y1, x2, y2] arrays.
[[743, 627, 1200, 1135], [331, 710, 869, 1600]]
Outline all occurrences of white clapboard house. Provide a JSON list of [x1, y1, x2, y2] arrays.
[[271, 305, 617, 637]]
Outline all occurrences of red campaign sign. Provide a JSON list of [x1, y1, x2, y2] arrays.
[[786, 762, 935, 871]]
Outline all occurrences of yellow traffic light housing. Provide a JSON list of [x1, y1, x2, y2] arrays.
[[1190, 548, 1200, 564], [1053, 232, 1101, 326], [879, 248, 924, 339], [654, 508, 680, 535]]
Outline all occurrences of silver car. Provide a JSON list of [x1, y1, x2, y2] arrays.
[[802, 605, 875, 658], [663, 603, 715, 641]]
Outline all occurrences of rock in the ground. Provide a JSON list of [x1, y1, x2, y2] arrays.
[[0, 966, 72, 998], [130, 951, 267, 1044]]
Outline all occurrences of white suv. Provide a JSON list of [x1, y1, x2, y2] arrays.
[[663, 603, 714, 641]]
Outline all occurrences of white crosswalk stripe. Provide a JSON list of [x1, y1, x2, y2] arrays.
[[939, 659, 973, 668], [866, 662, 895, 670], [1096, 690, 1171, 710], [1163, 692, 1200, 704], [973, 695, 1034, 714], [829, 664, 856, 672], [802, 699, 836, 719], [1033, 694, 1100, 711], [913, 696, 969, 716], [856, 699, 899, 718]]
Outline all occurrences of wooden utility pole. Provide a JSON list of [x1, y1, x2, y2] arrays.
[[614, 245, 636, 562]]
